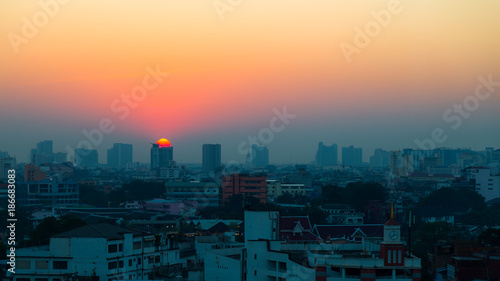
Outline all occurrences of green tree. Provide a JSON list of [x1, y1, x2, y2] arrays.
[[462, 206, 500, 226], [321, 185, 346, 205], [276, 193, 308, 205], [80, 184, 109, 207], [0, 207, 34, 246], [108, 180, 166, 206], [417, 187, 485, 213], [344, 182, 386, 211], [478, 228, 500, 247], [412, 222, 460, 281], [29, 215, 86, 246]]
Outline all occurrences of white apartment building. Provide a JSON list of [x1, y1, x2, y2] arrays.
[[472, 168, 500, 201], [11, 223, 182, 281], [267, 180, 306, 200]]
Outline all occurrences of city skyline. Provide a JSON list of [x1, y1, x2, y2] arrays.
[[0, 138, 493, 166]]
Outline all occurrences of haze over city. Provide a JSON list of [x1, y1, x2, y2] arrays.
[[1, 0, 500, 164], [3, 1, 500, 281]]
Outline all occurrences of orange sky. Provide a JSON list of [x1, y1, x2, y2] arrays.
[[1, 0, 499, 163]]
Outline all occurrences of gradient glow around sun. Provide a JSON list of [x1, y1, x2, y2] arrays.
[[156, 138, 171, 148]]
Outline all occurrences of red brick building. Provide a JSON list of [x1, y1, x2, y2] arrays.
[[222, 173, 267, 205], [24, 164, 47, 181]]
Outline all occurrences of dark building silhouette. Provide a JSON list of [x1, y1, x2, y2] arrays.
[[107, 143, 133, 169], [342, 145, 362, 166], [202, 144, 221, 174], [315, 142, 338, 166], [251, 145, 269, 167], [75, 148, 98, 168], [370, 148, 390, 167], [150, 139, 173, 170]]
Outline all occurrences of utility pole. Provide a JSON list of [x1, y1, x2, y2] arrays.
[[408, 210, 415, 257]]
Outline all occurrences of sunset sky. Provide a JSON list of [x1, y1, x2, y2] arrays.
[[1, 0, 499, 164]]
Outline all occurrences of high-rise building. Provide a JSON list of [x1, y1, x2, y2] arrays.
[[31, 140, 54, 165], [52, 152, 68, 163], [107, 143, 133, 169], [370, 149, 390, 167], [342, 145, 363, 166], [315, 142, 338, 166], [151, 138, 173, 170], [0, 157, 16, 181], [0, 150, 9, 158], [75, 148, 98, 168], [36, 140, 53, 155], [251, 145, 269, 167], [202, 144, 221, 174]]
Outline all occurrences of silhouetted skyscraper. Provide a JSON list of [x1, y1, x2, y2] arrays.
[[342, 145, 362, 166], [75, 148, 98, 168], [0, 150, 9, 158], [370, 149, 390, 167], [252, 145, 269, 167], [36, 140, 53, 155], [202, 144, 221, 174], [150, 139, 173, 170], [107, 143, 133, 169], [315, 142, 338, 166], [53, 152, 68, 163], [31, 140, 55, 165], [0, 157, 16, 181]]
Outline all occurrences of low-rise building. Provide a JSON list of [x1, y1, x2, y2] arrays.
[[222, 174, 267, 205], [267, 180, 306, 199], [165, 181, 220, 208], [320, 204, 364, 224], [471, 167, 500, 201], [18, 179, 79, 207], [11, 223, 182, 281]]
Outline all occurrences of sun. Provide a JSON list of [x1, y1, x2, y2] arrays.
[[156, 138, 171, 148]]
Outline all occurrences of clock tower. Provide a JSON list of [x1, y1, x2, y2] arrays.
[[380, 203, 405, 266]]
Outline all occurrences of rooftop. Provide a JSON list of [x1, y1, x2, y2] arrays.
[[52, 223, 145, 239]]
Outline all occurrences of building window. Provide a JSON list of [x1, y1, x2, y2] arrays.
[[129, 259, 133, 266], [393, 250, 397, 264], [35, 260, 49, 270], [17, 260, 31, 269], [138, 258, 142, 265], [278, 262, 287, 272], [108, 244, 118, 253], [254, 254, 257, 259], [108, 262, 117, 270], [398, 250, 402, 263], [155, 256, 160, 263], [119, 244, 123, 251], [387, 250, 391, 263], [53, 261, 68, 270], [133, 241, 142, 250]]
